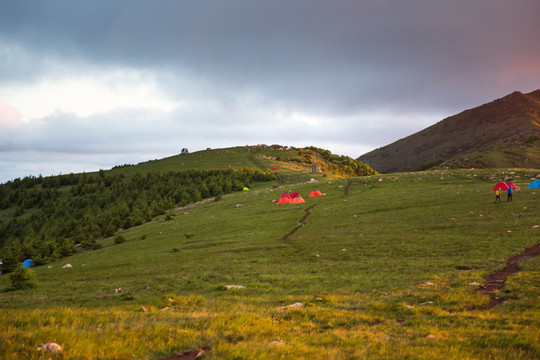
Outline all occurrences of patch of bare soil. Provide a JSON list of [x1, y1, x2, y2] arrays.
[[282, 205, 317, 241], [479, 244, 540, 308]]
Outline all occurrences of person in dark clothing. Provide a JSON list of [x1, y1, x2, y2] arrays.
[[507, 186, 513, 202]]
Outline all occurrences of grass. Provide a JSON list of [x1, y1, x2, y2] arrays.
[[1, 168, 539, 359]]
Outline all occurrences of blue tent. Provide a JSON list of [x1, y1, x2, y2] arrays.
[[527, 179, 540, 189], [22, 259, 35, 268]]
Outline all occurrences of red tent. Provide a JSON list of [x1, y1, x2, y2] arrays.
[[506, 183, 516, 190], [290, 191, 300, 198], [493, 182, 509, 191], [271, 167, 279, 170], [309, 190, 323, 197]]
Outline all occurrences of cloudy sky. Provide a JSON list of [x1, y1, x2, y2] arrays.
[[1, 1, 539, 182]]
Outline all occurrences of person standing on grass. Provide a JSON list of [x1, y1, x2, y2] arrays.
[[495, 187, 502, 203], [507, 186, 513, 202]]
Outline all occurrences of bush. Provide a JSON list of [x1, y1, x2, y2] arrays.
[[10, 264, 38, 290], [114, 235, 126, 244]]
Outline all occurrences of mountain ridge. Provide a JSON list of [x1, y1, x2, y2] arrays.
[[358, 90, 540, 173]]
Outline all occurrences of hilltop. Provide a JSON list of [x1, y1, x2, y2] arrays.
[[109, 145, 376, 178], [358, 90, 540, 173]]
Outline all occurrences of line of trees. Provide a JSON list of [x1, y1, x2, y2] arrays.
[[0, 168, 273, 273]]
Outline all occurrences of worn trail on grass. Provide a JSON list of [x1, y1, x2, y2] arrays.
[[479, 243, 540, 308], [282, 204, 317, 241], [344, 180, 353, 196]]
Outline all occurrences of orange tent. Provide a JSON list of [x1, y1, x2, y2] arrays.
[[291, 195, 305, 204], [277, 193, 292, 205], [309, 190, 323, 197]]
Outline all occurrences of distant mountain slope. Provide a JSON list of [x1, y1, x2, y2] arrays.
[[358, 90, 540, 173]]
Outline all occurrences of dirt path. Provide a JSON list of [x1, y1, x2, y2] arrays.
[[344, 180, 353, 196], [479, 243, 540, 308], [162, 347, 210, 360], [282, 204, 317, 241]]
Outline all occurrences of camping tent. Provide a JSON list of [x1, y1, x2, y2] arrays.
[[277, 193, 292, 204], [528, 179, 540, 189], [243, 187, 250, 191], [506, 183, 516, 190], [271, 167, 279, 170], [492, 182, 509, 191], [309, 190, 323, 197], [291, 195, 305, 204], [22, 259, 34, 268], [290, 191, 300, 198]]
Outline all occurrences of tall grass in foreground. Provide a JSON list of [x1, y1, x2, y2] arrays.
[[1, 283, 538, 359], [0, 168, 539, 359]]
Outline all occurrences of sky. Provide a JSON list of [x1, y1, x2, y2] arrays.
[[1, 1, 539, 183]]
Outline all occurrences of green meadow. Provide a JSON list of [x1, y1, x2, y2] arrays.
[[1, 165, 539, 359]]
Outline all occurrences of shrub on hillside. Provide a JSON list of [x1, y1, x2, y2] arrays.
[[114, 235, 126, 244], [9, 264, 38, 290]]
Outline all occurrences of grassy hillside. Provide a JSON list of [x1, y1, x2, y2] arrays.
[[358, 90, 540, 173], [1, 167, 539, 359], [0, 145, 376, 271]]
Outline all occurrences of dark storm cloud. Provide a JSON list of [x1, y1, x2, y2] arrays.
[[2, 1, 539, 112]]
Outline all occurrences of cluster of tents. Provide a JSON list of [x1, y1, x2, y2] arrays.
[[493, 179, 540, 191], [277, 190, 323, 204]]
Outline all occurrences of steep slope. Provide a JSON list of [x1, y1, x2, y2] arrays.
[[358, 90, 540, 173]]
